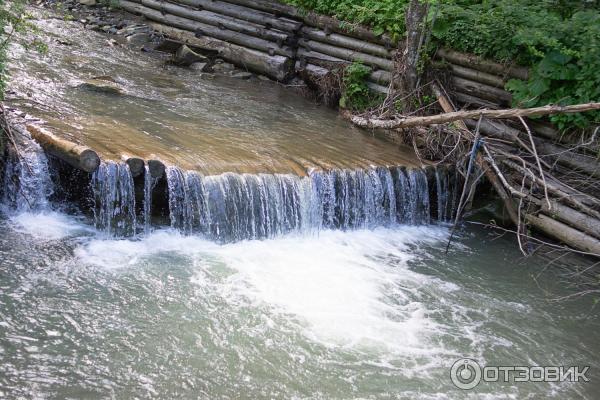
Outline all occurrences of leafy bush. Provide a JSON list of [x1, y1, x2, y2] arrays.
[[285, 0, 600, 129], [340, 61, 375, 110], [284, 0, 407, 41], [432, 1, 600, 129]]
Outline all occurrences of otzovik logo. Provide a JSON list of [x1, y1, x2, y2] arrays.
[[450, 359, 590, 389]]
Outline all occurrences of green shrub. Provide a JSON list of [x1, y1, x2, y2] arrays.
[[340, 61, 379, 110]]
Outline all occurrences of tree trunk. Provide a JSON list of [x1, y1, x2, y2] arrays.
[[402, 0, 428, 92]]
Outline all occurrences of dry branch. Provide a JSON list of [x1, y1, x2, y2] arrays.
[[351, 102, 600, 129]]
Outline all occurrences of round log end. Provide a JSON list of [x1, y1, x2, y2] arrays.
[[80, 149, 100, 173], [148, 159, 166, 179], [126, 157, 145, 177]]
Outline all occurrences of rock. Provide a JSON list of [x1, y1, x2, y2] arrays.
[[126, 32, 151, 46], [257, 75, 270, 81], [212, 61, 235, 73], [173, 45, 208, 67], [231, 72, 253, 80], [190, 62, 212, 72], [79, 0, 96, 5], [77, 78, 123, 95]]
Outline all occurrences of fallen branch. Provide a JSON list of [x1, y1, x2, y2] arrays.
[[351, 102, 600, 130]]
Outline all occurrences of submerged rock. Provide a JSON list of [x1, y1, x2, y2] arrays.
[[173, 45, 209, 67], [126, 32, 151, 47], [190, 62, 212, 73], [79, 0, 96, 5], [232, 72, 253, 80], [77, 78, 123, 95]]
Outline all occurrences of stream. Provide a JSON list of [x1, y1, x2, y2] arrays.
[[1, 6, 599, 400]]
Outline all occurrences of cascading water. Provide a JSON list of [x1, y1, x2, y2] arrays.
[[143, 165, 157, 234], [162, 165, 454, 242], [91, 162, 136, 236], [1, 127, 53, 212]]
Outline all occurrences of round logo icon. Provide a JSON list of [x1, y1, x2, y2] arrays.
[[450, 358, 482, 390]]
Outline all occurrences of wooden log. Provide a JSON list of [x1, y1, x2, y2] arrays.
[[526, 213, 600, 256], [147, 159, 166, 178], [297, 48, 348, 65], [125, 156, 145, 177], [436, 48, 529, 81], [431, 83, 519, 226], [454, 92, 501, 109], [369, 69, 392, 85], [295, 62, 329, 78], [140, 0, 291, 44], [300, 26, 391, 58], [366, 81, 388, 95], [26, 125, 100, 173], [351, 102, 600, 130], [533, 139, 600, 178], [172, 0, 302, 32], [502, 159, 600, 219], [149, 22, 293, 80], [433, 61, 506, 88], [541, 200, 600, 239], [221, 0, 395, 46], [452, 77, 512, 104], [119, 1, 295, 57], [299, 39, 394, 70]]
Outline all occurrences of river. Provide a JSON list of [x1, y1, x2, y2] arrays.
[[1, 6, 599, 400]]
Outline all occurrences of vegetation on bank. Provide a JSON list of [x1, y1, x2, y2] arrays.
[[286, 0, 600, 129]]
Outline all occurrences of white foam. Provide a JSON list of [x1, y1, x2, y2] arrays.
[[8, 211, 92, 240], [77, 226, 450, 356]]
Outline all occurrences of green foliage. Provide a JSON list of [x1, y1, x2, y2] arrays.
[[432, 1, 600, 129], [283, 0, 407, 41], [340, 62, 380, 110], [285, 0, 600, 129]]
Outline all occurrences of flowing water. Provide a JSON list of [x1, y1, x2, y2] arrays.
[[1, 120, 599, 400], [2, 6, 600, 400], [6, 8, 422, 175]]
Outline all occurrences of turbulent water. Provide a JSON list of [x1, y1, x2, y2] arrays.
[[1, 132, 599, 399]]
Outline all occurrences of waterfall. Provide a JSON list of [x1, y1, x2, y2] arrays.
[[162, 166, 445, 242], [1, 128, 53, 212], [143, 165, 157, 234], [91, 162, 136, 236]]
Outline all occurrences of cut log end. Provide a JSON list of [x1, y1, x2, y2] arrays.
[[80, 149, 101, 173], [147, 159, 166, 178], [126, 157, 145, 177]]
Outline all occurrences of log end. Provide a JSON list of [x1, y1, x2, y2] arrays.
[[148, 159, 166, 179], [80, 149, 101, 173], [126, 157, 145, 177]]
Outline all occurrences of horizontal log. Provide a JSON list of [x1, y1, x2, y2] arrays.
[[295, 62, 329, 78], [174, 0, 302, 32], [452, 76, 512, 104], [454, 92, 501, 109], [366, 81, 388, 95], [300, 26, 391, 58], [149, 22, 293, 81], [541, 200, 600, 239], [141, 0, 291, 44], [26, 125, 100, 173], [526, 213, 600, 256], [437, 48, 529, 81], [297, 47, 347, 65], [433, 61, 506, 88], [119, 1, 294, 57], [351, 102, 600, 130], [369, 69, 392, 85], [299, 39, 394, 70], [221, 0, 395, 46]]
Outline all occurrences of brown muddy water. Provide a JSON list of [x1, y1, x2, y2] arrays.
[[6, 9, 421, 175]]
